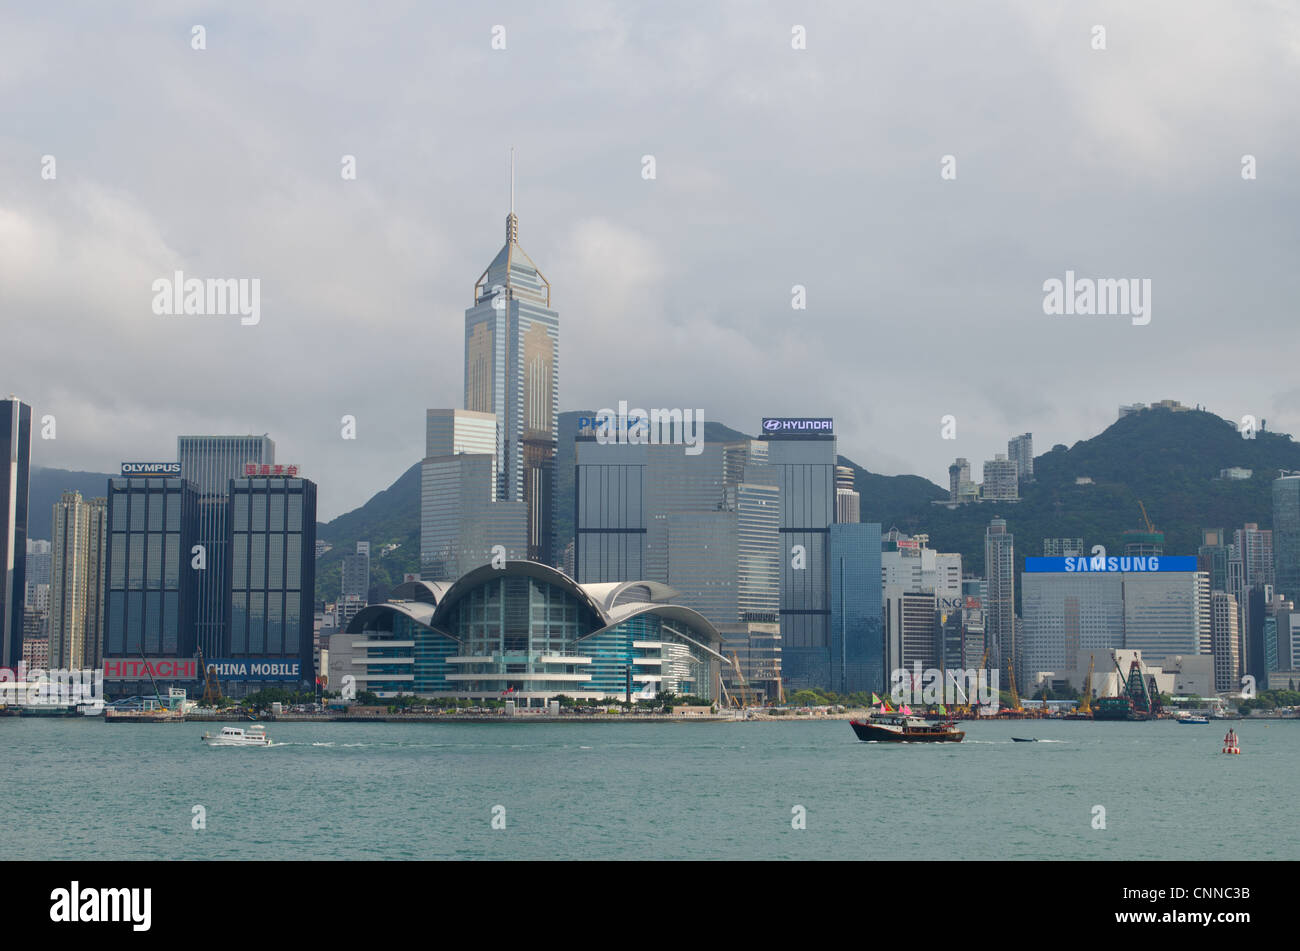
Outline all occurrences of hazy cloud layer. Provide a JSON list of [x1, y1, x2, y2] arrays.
[[2, 1, 1296, 519]]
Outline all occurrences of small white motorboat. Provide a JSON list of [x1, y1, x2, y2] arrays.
[[201, 724, 271, 747]]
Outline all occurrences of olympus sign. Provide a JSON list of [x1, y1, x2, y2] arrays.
[[120, 462, 181, 476]]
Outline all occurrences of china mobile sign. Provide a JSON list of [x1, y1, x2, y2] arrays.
[[208, 658, 301, 681]]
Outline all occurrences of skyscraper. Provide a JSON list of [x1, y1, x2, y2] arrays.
[[1, 397, 31, 670], [834, 465, 860, 523], [1008, 433, 1033, 483], [420, 409, 525, 579], [464, 188, 559, 565], [984, 517, 1016, 689], [84, 497, 108, 668], [763, 420, 836, 689], [1211, 590, 1240, 692], [1272, 474, 1300, 605], [48, 492, 100, 669], [341, 542, 371, 604], [829, 522, 883, 694], [948, 458, 969, 501], [981, 454, 1018, 501], [177, 435, 275, 658], [102, 475, 200, 689], [227, 473, 317, 688]]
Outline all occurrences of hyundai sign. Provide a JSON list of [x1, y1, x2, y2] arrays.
[[208, 658, 302, 681], [120, 462, 181, 476], [1024, 556, 1198, 573], [761, 417, 833, 435]]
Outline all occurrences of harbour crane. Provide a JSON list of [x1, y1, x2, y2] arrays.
[[197, 645, 223, 706], [1078, 654, 1095, 716]]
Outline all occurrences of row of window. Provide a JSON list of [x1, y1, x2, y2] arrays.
[[105, 590, 181, 654], [230, 531, 304, 589]]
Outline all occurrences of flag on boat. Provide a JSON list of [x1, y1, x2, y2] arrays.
[[870, 693, 881, 705], [937, 704, 947, 714], [901, 704, 913, 715]]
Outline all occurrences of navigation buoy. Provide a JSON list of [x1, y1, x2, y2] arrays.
[[1222, 730, 1241, 754]]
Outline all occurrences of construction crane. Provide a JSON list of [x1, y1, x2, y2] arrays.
[[1078, 654, 1095, 715], [1007, 659, 1023, 713], [1138, 500, 1155, 533], [197, 644, 223, 706]]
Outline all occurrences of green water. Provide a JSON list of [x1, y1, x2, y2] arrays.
[[2, 718, 1292, 860]]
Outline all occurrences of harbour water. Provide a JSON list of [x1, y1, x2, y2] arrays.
[[3, 718, 1293, 860]]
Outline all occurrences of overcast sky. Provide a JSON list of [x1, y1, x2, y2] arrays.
[[2, 1, 1297, 519]]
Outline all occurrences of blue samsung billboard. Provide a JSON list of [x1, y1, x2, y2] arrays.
[[1025, 556, 1198, 573], [208, 658, 301, 681]]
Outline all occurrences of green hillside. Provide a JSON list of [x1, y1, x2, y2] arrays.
[[877, 407, 1299, 582]]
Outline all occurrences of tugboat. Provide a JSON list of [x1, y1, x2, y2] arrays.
[[850, 712, 964, 743]]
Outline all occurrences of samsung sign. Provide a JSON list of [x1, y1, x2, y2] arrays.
[[1025, 556, 1198, 573], [762, 417, 834, 435], [120, 462, 181, 476], [208, 658, 302, 681]]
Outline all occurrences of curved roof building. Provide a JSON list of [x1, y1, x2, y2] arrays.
[[344, 562, 726, 704]]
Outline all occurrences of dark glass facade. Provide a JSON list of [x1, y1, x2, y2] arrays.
[[764, 431, 836, 689], [177, 435, 275, 660], [226, 477, 316, 685], [1273, 476, 1300, 607], [103, 477, 200, 659], [829, 523, 884, 694], [1, 398, 32, 669]]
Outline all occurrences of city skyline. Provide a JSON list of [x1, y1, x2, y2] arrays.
[[3, 3, 1297, 521]]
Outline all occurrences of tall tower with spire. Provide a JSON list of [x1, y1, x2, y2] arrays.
[[464, 152, 559, 564]]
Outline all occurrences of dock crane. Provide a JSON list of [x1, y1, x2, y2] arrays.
[[1007, 658, 1023, 714], [197, 645, 223, 706], [1078, 654, 1095, 715]]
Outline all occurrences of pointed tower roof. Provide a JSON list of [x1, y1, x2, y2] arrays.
[[474, 150, 551, 308]]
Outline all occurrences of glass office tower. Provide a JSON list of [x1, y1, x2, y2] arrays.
[[177, 435, 275, 659], [1273, 474, 1300, 606], [829, 522, 884, 694], [464, 211, 559, 564], [103, 476, 200, 661], [1, 397, 32, 670], [226, 475, 316, 687], [763, 426, 836, 690]]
